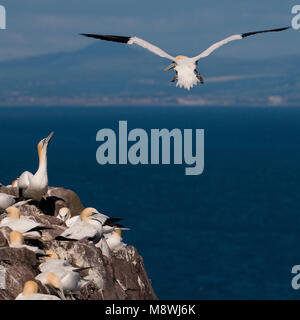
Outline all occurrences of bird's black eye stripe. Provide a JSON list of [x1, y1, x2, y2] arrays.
[[91, 218, 102, 225]]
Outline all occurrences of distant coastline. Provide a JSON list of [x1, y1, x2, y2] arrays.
[[0, 94, 299, 107]]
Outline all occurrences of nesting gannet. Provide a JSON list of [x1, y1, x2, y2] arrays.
[[35, 272, 66, 300], [81, 26, 291, 90], [57, 207, 71, 223], [0, 193, 16, 212], [15, 280, 61, 300], [56, 208, 103, 243], [105, 229, 126, 252], [67, 207, 125, 234], [38, 250, 88, 294], [40, 250, 73, 270], [8, 230, 46, 255], [1, 207, 49, 239], [18, 132, 54, 201]]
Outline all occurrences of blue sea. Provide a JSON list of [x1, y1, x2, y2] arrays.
[[1, 106, 300, 300]]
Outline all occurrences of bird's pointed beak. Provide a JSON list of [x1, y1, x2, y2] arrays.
[[45, 132, 54, 144], [42, 132, 54, 148], [164, 62, 176, 72]]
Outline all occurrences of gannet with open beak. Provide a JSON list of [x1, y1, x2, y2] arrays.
[[35, 272, 66, 300], [8, 230, 46, 255], [18, 132, 54, 201], [81, 26, 291, 90], [1, 207, 49, 239], [15, 280, 61, 300], [67, 207, 126, 234], [55, 208, 103, 243]]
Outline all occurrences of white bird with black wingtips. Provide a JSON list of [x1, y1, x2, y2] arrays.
[[38, 250, 89, 294], [1, 207, 50, 239], [81, 27, 291, 90], [55, 208, 104, 243], [66, 207, 127, 234], [8, 230, 47, 255]]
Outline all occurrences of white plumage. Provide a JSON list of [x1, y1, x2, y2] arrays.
[[0, 193, 16, 211], [18, 132, 54, 201], [56, 208, 103, 243], [16, 293, 61, 300], [81, 27, 291, 90], [1, 207, 47, 239]]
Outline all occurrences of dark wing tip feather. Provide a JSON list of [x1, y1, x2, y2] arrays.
[[242, 26, 291, 38], [104, 218, 123, 226], [80, 34, 131, 44], [30, 226, 52, 232], [55, 236, 77, 242]]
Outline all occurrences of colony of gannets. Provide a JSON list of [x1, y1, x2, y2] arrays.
[[0, 133, 129, 300]]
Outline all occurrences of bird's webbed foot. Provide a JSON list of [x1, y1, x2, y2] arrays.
[[195, 70, 204, 84], [170, 72, 178, 83]]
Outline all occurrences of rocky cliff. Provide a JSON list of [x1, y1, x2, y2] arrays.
[[0, 186, 157, 300]]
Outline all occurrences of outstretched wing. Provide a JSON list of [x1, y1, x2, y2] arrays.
[[192, 27, 291, 61], [81, 34, 175, 61]]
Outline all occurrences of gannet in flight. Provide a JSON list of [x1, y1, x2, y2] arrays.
[[15, 280, 61, 300], [1, 206, 49, 239], [81, 26, 291, 90], [18, 132, 54, 201]]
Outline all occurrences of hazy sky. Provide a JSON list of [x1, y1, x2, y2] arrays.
[[0, 0, 299, 61]]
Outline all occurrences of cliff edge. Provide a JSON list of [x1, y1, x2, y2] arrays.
[[0, 186, 157, 300]]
